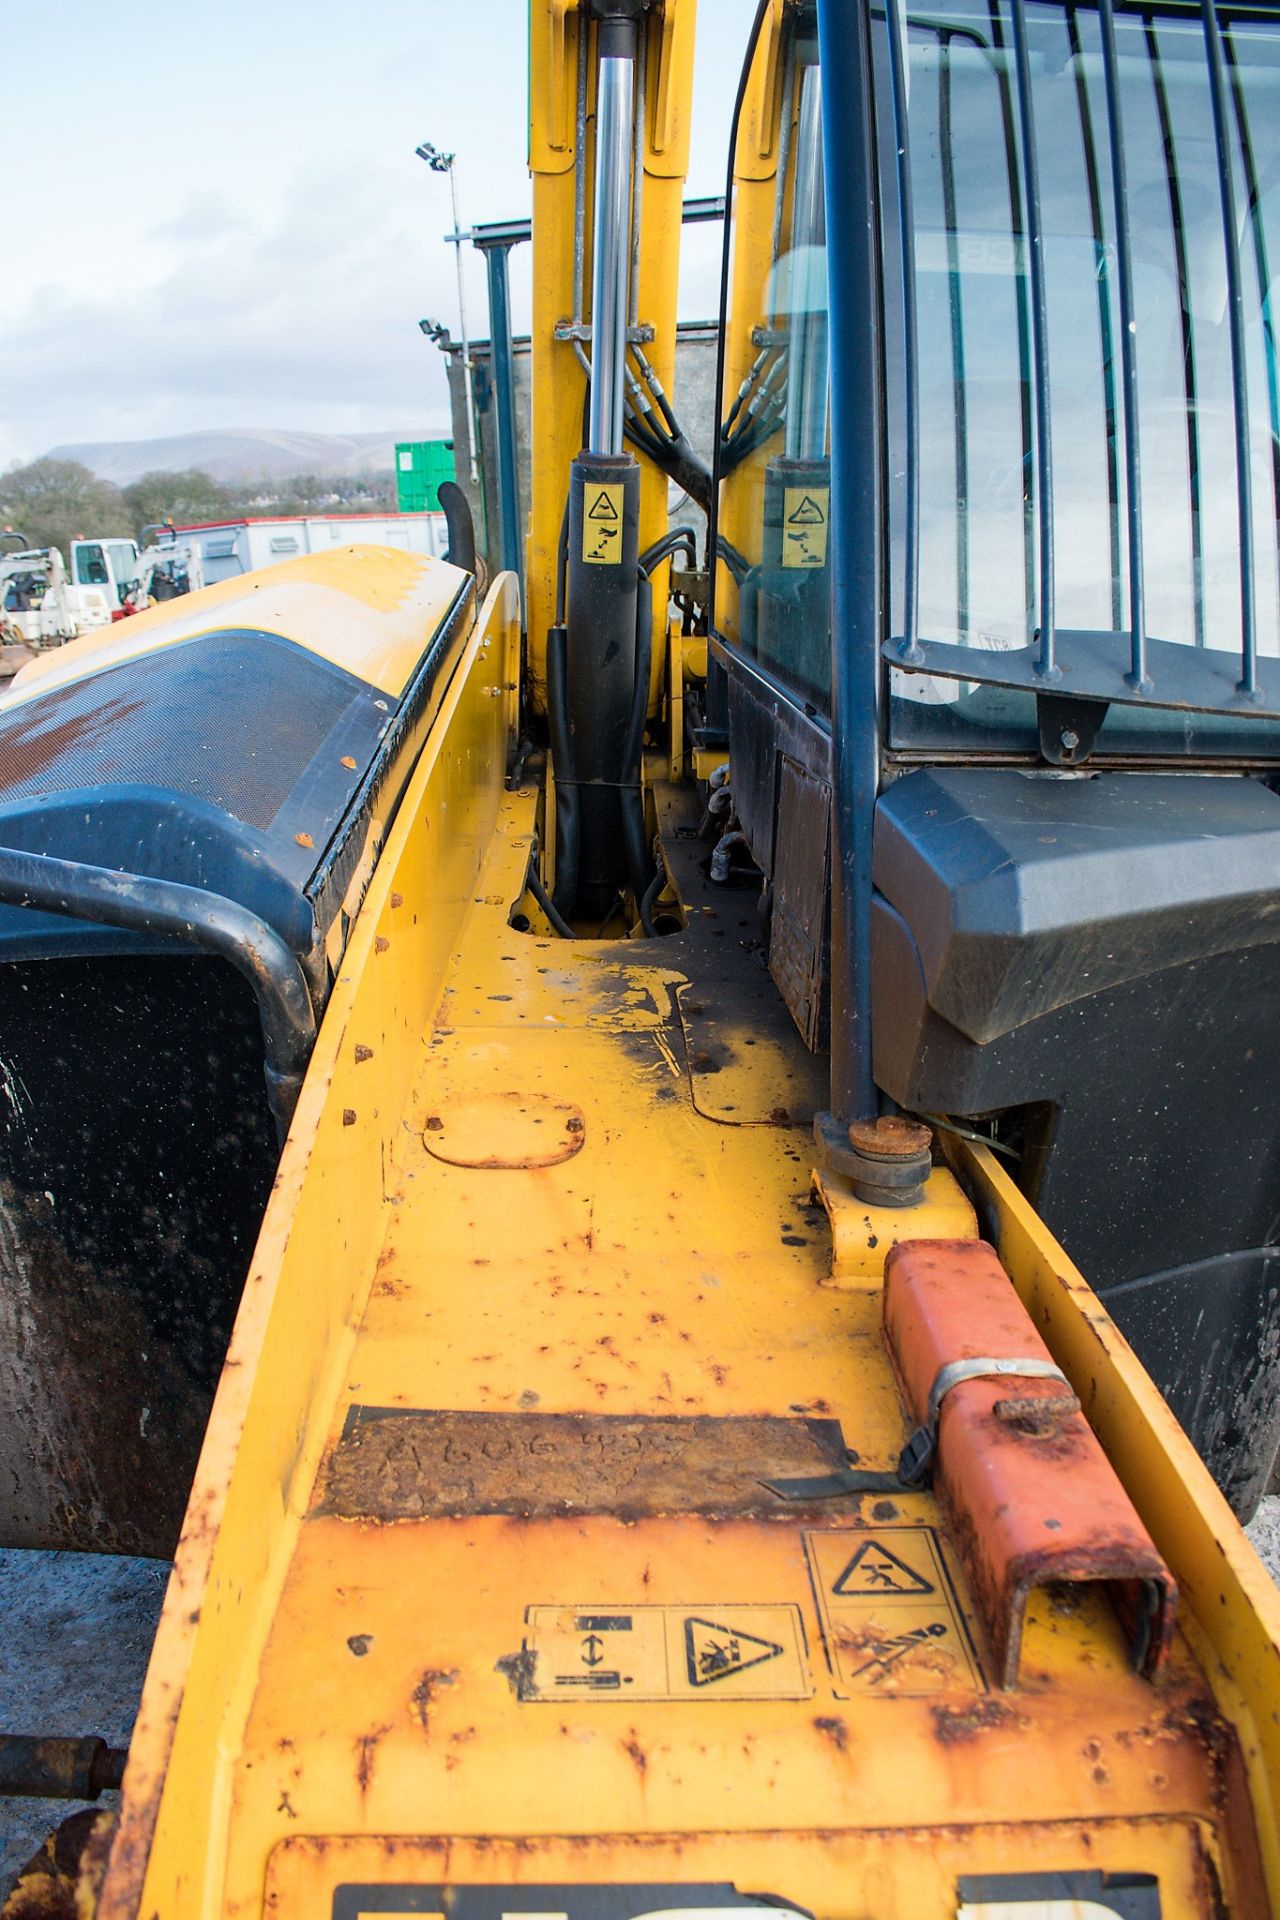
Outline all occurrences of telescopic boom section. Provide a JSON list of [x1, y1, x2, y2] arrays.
[[526, 0, 696, 717], [530, 0, 697, 926]]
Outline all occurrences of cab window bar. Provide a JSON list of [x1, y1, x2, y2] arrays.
[[882, 0, 1280, 731]]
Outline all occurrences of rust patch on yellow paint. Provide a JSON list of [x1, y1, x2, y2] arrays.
[[316, 1410, 852, 1521], [409, 1669, 459, 1738]]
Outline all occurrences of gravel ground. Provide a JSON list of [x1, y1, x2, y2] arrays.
[[1246, 1494, 1280, 1581], [0, 1550, 168, 1895], [1, 1502, 1279, 1900]]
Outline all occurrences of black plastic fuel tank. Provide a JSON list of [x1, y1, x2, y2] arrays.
[[871, 765, 1280, 1515]]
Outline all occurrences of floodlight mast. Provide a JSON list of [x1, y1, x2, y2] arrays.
[[416, 140, 480, 488]]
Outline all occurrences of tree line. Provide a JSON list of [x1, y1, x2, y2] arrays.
[[0, 458, 398, 558]]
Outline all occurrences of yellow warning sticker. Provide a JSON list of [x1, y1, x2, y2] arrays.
[[516, 1603, 810, 1701], [582, 482, 625, 565], [829, 1533, 938, 1597], [782, 485, 829, 569], [806, 1528, 983, 1696]]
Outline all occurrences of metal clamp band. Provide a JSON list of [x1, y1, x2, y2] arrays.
[[899, 1356, 1071, 1487]]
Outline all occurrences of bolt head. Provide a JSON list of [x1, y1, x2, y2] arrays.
[[847, 1113, 933, 1161]]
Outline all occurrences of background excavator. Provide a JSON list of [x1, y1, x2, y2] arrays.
[[120, 523, 206, 614], [3, 0, 1280, 1914], [0, 531, 113, 673]]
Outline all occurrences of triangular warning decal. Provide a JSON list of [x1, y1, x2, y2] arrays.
[[588, 490, 620, 521], [683, 1616, 784, 1686], [787, 493, 826, 525], [832, 1539, 934, 1597]]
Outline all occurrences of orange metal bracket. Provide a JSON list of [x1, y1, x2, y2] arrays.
[[883, 1239, 1177, 1689]]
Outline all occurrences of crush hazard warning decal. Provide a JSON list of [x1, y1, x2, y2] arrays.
[[782, 485, 829, 568], [805, 1528, 984, 1696], [510, 1603, 810, 1701], [684, 1616, 784, 1686], [582, 482, 625, 564]]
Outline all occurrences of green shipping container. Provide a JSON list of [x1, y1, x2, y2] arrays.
[[395, 440, 455, 513]]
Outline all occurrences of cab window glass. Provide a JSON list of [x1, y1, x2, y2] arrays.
[[715, 11, 832, 708], [75, 543, 107, 586], [881, 0, 1280, 757]]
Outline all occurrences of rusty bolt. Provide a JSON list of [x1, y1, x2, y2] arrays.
[[565, 1115, 584, 1134], [390, 892, 404, 909], [0, 1734, 127, 1799], [342, 1109, 357, 1127], [847, 1113, 933, 1161], [354, 1045, 374, 1064], [375, 935, 390, 953], [425, 1115, 445, 1132]]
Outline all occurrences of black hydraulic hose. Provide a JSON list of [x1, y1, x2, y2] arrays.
[[739, 568, 761, 657], [545, 622, 580, 918], [623, 418, 714, 517], [622, 572, 654, 781], [507, 734, 536, 791], [623, 345, 715, 514], [619, 571, 656, 905], [639, 525, 699, 575], [638, 861, 665, 938], [0, 845, 316, 1143], [548, 484, 577, 910], [707, 0, 774, 633], [720, 406, 785, 474], [639, 362, 681, 439], [716, 537, 750, 584], [526, 859, 575, 939]]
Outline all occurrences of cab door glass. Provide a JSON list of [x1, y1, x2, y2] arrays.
[[107, 543, 138, 603], [716, 10, 832, 709]]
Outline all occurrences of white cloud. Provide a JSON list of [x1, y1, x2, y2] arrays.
[[0, 161, 460, 464], [0, 0, 746, 469]]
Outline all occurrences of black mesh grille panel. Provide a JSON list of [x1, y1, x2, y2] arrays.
[[0, 631, 372, 834]]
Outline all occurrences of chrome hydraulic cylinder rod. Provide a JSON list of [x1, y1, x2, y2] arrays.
[[588, 39, 635, 455]]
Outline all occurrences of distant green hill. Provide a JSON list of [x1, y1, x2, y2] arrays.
[[46, 427, 448, 488]]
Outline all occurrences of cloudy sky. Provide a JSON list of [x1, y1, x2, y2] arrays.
[[1, 0, 743, 468]]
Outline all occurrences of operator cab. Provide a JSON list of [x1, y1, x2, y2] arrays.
[[71, 536, 141, 609], [710, 0, 1280, 1514]]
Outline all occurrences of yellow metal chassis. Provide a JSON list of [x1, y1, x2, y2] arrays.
[[91, 584, 1280, 1919]]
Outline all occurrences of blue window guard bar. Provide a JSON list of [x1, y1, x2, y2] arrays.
[[883, 0, 1280, 724]]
